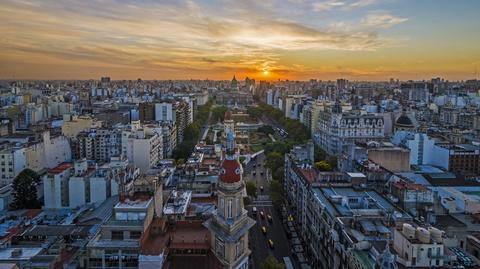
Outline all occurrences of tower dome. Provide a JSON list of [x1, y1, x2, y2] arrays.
[[225, 110, 233, 121], [219, 157, 242, 183], [394, 112, 414, 132]]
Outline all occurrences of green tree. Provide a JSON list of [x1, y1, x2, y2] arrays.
[[212, 106, 228, 122], [265, 152, 284, 171], [260, 255, 285, 269], [327, 155, 338, 170], [314, 160, 332, 171], [245, 181, 257, 198], [314, 145, 327, 162], [269, 180, 285, 210], [257, 125, 275, 135], [272, 166, 284, 181], [10, 169, 41, 209]]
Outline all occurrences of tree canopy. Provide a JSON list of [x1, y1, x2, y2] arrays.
[[260, 255, 285, 269], [245, 181, 257, 198], [10, 169, 41, 209], [314, 160, 332, 171], [257, 125, 275, 135], [265, 152, 283, 171]]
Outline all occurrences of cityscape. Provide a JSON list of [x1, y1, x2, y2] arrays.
[[1, 1, 480, 269]]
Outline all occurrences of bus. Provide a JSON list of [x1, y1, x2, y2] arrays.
[[283, 257, 294, 269]]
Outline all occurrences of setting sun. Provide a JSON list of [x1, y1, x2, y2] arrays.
[[263, 70, 269, 75]]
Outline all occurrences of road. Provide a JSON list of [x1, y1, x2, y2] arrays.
[[260, 115, 287, 141], [244, 153, 296, 268]]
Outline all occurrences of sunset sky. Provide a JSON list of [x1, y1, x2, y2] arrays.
[[0, 0, 479, 81]]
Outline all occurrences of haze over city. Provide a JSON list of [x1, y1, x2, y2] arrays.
[[1, 0, 479, 81]]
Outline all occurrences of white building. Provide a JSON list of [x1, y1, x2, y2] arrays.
[[26, 131, 71, 173], [69, 160, 92, 208], [0, 147, 26, 186], [315, 101, 385, 155], [394, 223, 449, 267], [392, 132, 449, 169], [43, 163, 72, 209], [438, 187, 480, 214], [155, 102, 174, 122], [124, 129, 163, 172]]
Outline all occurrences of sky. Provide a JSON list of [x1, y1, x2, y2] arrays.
[[0, 0, 479, 81]]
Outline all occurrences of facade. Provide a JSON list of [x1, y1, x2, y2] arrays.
[[123, 129, 163, 172], [25, 131, 71, 173], [393, 223, 448, 267], [0, 147, 26, 186], [43, 163, 73, 209], [74, 128, 122, 162], [315, 101, 385, 155], [62, 114, 101, 139], [87, 195, 155, 269], [368, 146, 410, 172]]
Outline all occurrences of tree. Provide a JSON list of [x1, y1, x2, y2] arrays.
[[269, 180, 285, 210], [257, 125, 275, 135], [265, 152, 283, 171], [260, 255, 285, 269], [10, 169, 41, 209], [245, 181, 257, 198], [314, 160, 332, 171], [272, 166, 284, 181], [212, 105, 228, 122], [314, 145, 327, 162], [327, 155, 338, 170]]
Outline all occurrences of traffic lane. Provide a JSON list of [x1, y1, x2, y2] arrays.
[[249, 208, 274, 268], [261, 205, 292, 261], [250, 205, 293, 264]]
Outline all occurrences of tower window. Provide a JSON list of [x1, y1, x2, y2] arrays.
[[227, 200, 233, 219]]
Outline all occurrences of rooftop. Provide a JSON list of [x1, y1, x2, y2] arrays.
[[48, 162, 73, 174], [0, 248, 43, 261]]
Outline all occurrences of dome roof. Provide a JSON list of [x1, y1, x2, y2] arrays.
[[395, 114, 413, 126], [224, 110, 233, 121], [219, 157, 242, 183]]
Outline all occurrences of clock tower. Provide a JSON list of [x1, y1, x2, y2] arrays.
[[204, 128, 255, 269]]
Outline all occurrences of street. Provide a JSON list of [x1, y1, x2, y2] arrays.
[[243, 152, 297, 268]]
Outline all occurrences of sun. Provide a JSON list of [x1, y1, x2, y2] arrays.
[[263, 70, 269, 75]]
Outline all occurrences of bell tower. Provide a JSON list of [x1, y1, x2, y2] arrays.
[[204, 127, 255, 269]]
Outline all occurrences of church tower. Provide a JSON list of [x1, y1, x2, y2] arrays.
[[204, 127, 255, 269], [223, 110, 235, 138], [231, 75, 238, 90]]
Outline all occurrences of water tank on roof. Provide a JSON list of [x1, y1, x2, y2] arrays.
[[416, 227, 430, 243], [428, 227, 444, 243], [402, 223, 416, 239]]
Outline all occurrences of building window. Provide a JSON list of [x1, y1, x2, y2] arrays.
[[215, 236, 225, 258], [111, 230, 124, 240], [130, 231, 142, 239], [227, 200, 233, 219]]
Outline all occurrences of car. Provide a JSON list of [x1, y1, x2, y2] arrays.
[[261, 226, 267, 235], [268, 239, 274, 249], [260, 211, 264, 218], [252, 207, 257, 216], [267, 214, 272, 223]]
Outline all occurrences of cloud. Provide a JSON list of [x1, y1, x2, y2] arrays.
[[361, 12, 409, 28], [0, 0, 400, 79], [313, 0, 377, 12]]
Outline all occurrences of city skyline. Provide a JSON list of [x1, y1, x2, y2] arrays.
[[1, 0, 479, 81]]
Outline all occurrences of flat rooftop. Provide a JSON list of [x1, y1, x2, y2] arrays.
[[0, 248, 43, 261]]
